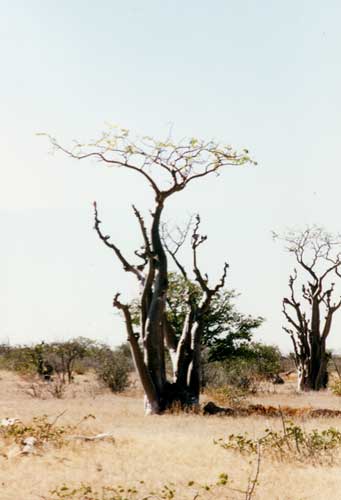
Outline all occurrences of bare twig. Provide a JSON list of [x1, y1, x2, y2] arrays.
[[245, 443, 261, 500], [47, 410, 67, 430], [93, 202, 145, 283]]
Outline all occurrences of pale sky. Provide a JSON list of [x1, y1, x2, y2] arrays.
[[1, 1, 341, 352]]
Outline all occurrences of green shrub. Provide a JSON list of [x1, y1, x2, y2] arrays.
[[331, 379, 341, 396], [95, 347, 130, 392], [203, 342, 281, 392], [47, 475, 232, 500], [0, 415, 71, 448], [217, 420, 341, 464], [0, 345, 38, 373]]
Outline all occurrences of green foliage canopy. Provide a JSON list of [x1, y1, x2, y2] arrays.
[[131, 272, 264, 362]]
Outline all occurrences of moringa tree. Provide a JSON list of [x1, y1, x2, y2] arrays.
[[129, 271, 263, 363], [274, 227, 341, 391], [45, 128, 254, 414]]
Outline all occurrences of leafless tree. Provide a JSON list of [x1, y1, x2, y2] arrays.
[[274, 226, 341, 391], [45, 128, 254, 413]]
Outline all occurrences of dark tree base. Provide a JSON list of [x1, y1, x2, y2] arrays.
[[158, 382, 199, 412]]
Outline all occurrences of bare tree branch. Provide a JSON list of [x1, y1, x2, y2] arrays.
[[161, 217, 194, 280], [93, 202, 145, 283], [113, 293, 158, 405]]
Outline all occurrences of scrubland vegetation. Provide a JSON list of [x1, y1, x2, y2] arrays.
[[2, 342, 341, 500]]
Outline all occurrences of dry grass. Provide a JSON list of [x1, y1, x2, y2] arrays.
[[1, 370, 341, 499]]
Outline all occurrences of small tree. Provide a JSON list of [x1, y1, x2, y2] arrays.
[[46, 337, 95, 383], [46, 128, 254, 413], [274, 227, 341, 391]]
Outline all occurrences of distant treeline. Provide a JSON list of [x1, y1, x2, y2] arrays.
[[0, 337, 133, 392], [1, 337, 340, 395]]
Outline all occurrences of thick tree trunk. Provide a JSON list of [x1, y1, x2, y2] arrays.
[[144, 396, 160, 415], [188, 323, 202, 403], [128, 199, 208, 414], [297, 362, 308, 391], [174, 311, 194, 387], [308, 295, 321, 389], [143, 202, 168, 410], [315, 356, 329, 389], [296, 341, 328, 391], [114, 295, 160, 413]]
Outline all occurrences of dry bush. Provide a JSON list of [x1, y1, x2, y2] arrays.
[[0, 414, 70, 450], [0, 413, 97, 457], [18, 373, 67, 400], [17, 371, 108, 400], [164, 401, 201, 416], [94, 348, 131, 393], [46, 375, 67, 399], [330, 379, 341, 396], [205, 385, 249, 408], [217, 417, 341, 465], [23, 381, 48, 399]]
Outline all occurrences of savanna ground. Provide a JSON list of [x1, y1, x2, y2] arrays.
[[1, 370, 341, 500]]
